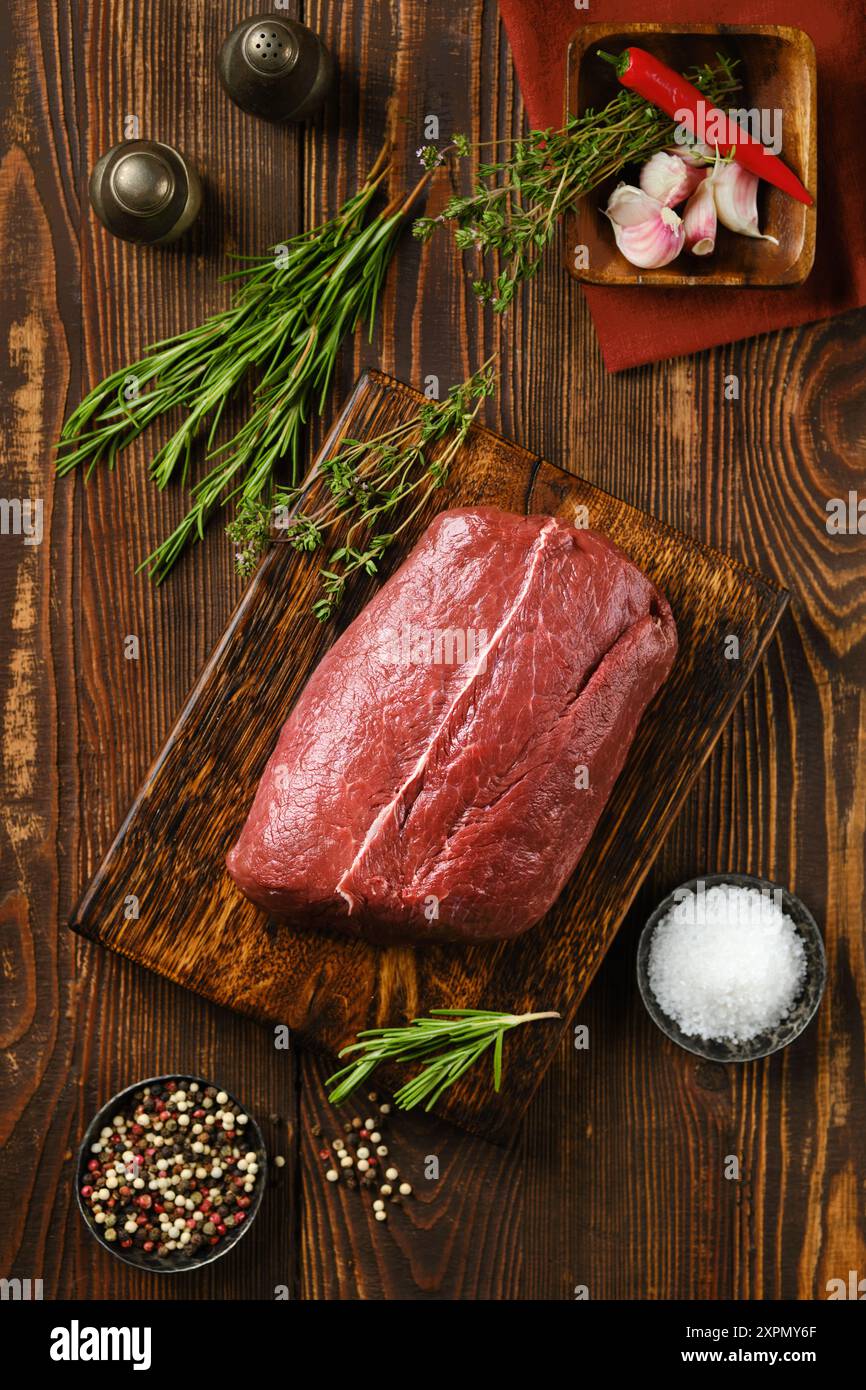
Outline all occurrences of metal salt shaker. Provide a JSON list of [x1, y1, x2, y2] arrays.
[[217, 13, 334, 122]]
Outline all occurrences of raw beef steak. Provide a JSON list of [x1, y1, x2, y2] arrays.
[[227, 507, 677, 943]]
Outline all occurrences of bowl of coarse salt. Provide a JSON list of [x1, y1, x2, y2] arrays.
[[637, 874, 826, 1062]]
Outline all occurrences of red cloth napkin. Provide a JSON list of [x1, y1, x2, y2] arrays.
[[497, 1, 866, 370]]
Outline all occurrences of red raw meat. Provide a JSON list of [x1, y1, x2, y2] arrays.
[[227, 507, 677, 942]]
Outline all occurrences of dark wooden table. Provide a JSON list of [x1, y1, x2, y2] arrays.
[[2, 0, 864, 1301]]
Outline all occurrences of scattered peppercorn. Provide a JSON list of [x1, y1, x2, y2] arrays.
[[311, 1099, 414, 1228]]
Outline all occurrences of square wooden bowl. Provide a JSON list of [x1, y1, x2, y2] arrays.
[[564, 23, 817, 287]]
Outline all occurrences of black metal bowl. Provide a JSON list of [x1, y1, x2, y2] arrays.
[[76, 1074, 267, 1273], [637, 873, 826, 1062]]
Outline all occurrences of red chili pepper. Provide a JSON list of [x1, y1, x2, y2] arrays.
[[603, 47, 814, 207]]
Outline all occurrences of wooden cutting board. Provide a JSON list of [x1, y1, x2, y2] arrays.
[[69, 371, 789, 1141]]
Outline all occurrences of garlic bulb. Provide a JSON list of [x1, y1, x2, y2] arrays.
[[603, 184, 685, 269], [712, 161, 779, 243], [682, 177, 717, 256], [640, 151, 706, 208]]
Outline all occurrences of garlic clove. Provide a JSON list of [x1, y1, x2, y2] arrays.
[[712, 161, 779, 243], [603, 184, 685, 269], [641, 151, 706, 208], [666, 140, 714, 168], [682, 177, 717, 256], [605, 183, 659, 226]]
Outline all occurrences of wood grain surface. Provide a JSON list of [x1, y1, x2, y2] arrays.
[[68, 369, 788, 1141], [1, 0, 864, 1299]]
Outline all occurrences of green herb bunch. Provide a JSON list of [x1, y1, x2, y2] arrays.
[[57, 54, 741, 594], [57, 149, 429, 581], [413, 55, 740, 310], [326, 1008, 561, 1111], [228, 356, 498, 618]]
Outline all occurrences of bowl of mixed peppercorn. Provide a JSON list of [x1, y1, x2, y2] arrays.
[[76, 1075, 267, 1271]]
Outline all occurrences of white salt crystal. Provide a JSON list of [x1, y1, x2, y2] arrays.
[[647, 883, 807, 1043]]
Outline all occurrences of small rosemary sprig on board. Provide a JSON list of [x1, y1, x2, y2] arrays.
[[326, 1008, 561, 1112], [228, 357, 498, 619], [57, 148, 429, 582], [413, 55, 741, 310]]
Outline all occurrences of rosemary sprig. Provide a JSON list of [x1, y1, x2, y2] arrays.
[[57, 149, 429, 582], [413, 55, 741, 310], [228, 356, 498, 618], [326, 1008, 561, 1111]]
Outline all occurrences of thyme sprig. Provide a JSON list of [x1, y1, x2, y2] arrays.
[[228, 357, 498, 619], [413, 55, 741, 310], [326, 1008, 561, 1111], [57, 149, 430, 581]]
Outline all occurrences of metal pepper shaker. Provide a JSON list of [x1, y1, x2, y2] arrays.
[[217, 13, 334, 122], [89, 140, 203, 245]]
